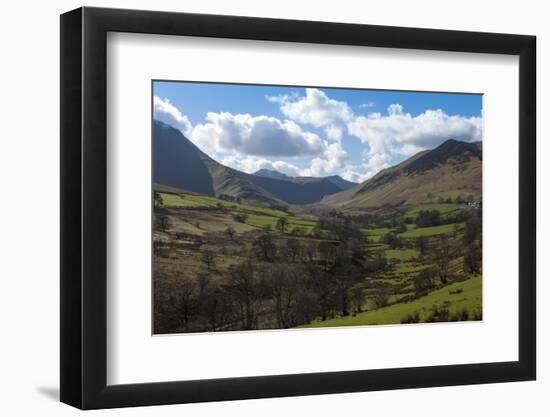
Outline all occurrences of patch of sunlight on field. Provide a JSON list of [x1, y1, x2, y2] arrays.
[[245, 214, 315, 232], [392, 263, 426, 274], [399, 222, 464, 238], [362, 227, 392, 242], [385, 248, 419, 261], [160, 192, 289, 217], [300, 275, 482, 328], [404, 203, 461, 217]]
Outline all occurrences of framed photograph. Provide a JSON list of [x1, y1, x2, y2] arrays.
[[60, 7, 536, 409]]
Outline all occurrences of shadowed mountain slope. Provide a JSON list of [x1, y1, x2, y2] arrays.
[[154, 121, 350, 205], [254, 169, 357, 192]]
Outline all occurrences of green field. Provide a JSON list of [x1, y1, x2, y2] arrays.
[[160, 192, 287, 216], [398, 222, 463, 238], [404, 203, 461, 217], [156, 189, 481, 333], [301, 275, 482, 328], [245, 213, 315, 232], [362, 227, 393, 242], [160, 192, 315, 233], [385, 248, 419, 261]]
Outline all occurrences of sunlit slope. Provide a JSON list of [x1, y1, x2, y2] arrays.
[[323, 139, 482, 209]]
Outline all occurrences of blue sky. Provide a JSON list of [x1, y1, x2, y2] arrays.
[[153, 81, 482, 182]]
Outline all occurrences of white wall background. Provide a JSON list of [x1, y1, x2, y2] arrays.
[[0, 0, 545, 415]]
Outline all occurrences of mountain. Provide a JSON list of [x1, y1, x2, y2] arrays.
[[154, 120, 215, 196], [254, 169, 356, 191], [254, 169, 291, 181], [154, 121, 346, 205], [326, 175, 357, 191], [323, 139, 482, 209]]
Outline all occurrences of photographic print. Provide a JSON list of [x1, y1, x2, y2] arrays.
[[152, 82, 482, 334]]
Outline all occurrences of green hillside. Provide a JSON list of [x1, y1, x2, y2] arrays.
[[301, 276, 482, 328], [323, 139, 482, 209]]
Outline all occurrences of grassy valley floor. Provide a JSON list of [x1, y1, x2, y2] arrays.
[[153, 189, 482, 333], [300, 275, 482, 328]]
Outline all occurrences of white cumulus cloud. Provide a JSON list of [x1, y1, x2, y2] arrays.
[[360, 101, 376, 109], [269, 88, 353, 141], [347, 104, 482, 158], [303, 142, 348, 177], [192, 112, 325, 157], [153, 96, 193, 137], [221, 156, 302, 177]]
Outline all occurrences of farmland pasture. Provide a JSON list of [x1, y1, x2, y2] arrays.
[[301, 275, 482, 328], [154, 189, 482, 333], [159, 192, 289, 217], [159, 192, 317, 235], [385, 248, 419, 261], [398, 222, 463, 238], [404, 203, 461, 217]]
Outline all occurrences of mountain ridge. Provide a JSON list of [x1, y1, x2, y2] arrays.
[[253, 169, 357, 191], [322, 138, 482, 209], [154, 120, 481, 210], [154, 121, 347, 205]]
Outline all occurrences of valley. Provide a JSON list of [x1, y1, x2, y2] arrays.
[[154, 188, 482, 333], [152, 120, 482, 334]]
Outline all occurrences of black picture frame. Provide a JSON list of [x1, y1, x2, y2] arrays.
[[60, 6, 536, 410]]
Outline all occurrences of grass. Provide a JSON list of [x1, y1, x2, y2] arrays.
[[385, 248, 419, 261], [160, 192, 288, 217], [362, 227, 392, 243], [399, 222, 463, 238], [404, 203, 461, 217], [161, 192, 316, 233], [300, 275, 482, 328], [157, 190, 481, 333], [391, 263, 427, 274], [245, 213, 316, 233]]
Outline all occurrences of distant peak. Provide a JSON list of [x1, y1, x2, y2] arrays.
[[254, 169, 291, 180]]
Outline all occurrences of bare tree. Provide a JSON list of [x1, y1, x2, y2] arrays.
[[283, 239, 301, 262], [178, 277, 197, 332], [305, 265, 336, 321], [350, 287, 366, 314], [224, 226, 236, 241], [201, 249, 216, 270], [253, 230, 277, 261], [155, 214, 170, 232], [463, 243, 482, 274], [432, 235, 455, 284], [265, 264, 299, 328], [416, 236, 428, 257], [154, 191, 164, 208], [276, 217, 289, 234], [332, 265, 361, 316], [318, 241, 338, 272], [195, 273, 231, 332], [227, 262, 263, 330], [302, 241, 318, 263]]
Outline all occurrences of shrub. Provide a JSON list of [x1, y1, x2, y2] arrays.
[[364, 253, 388, 273], [415, 210, 442, 227], [413, 268, 436, 295], [426, 305, 451, 322], [394, 222, 407, 233], [232, 213, 248, 223], [290, 226, 306, 236], [452, 308, 470, 321], [400, 312, 420, 324], [372, 293, 390, 309], [472, 308, 483, 321], [381, 232, 404, 249], [155, 214, 170, 232]]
